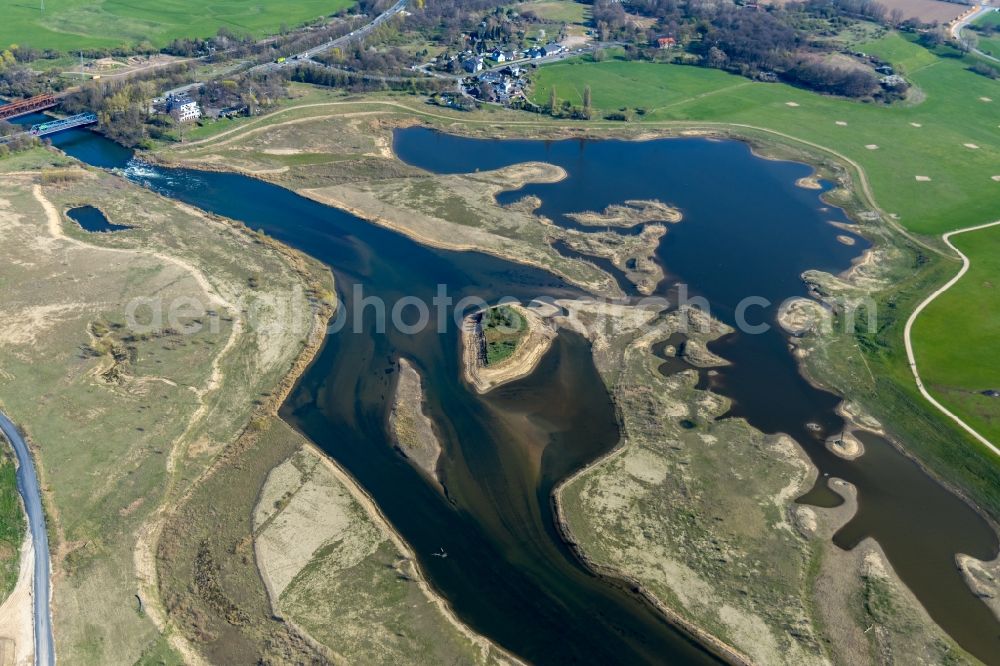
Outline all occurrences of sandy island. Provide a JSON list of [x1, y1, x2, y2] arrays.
[[566, 199, 682, 228], [389, 358, 443, 483], [462, 304, 557, 394]]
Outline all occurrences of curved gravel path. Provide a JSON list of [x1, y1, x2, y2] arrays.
[[904, 220, 1000, 457]]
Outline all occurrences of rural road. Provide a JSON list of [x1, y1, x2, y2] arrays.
[[250, 0, 408, 75], [951, 4, 999, 63], [164, 0, 408, 98], [904, 220, 1000, 458], [0, 412, 54, 666]]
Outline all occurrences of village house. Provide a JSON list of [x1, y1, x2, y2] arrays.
[[166, 93, 201, 122], [462, 55, 484, 73], [656, 36, 677, 49]]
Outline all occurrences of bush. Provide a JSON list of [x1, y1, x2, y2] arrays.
[[969, 62, 1000, 80]]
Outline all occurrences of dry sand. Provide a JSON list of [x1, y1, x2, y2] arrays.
[[0, 536, 34, 666], [825, 430, 865, 460]]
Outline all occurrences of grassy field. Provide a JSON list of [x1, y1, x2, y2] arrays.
[[532, 37, 999, 236], [970, 9, 1000, 57], [0, 0, 355, 51], [0, 442, 25, 604], [0, 148, 324, 664], [912, 225, 1000, 444], [517, 0, 591, 24]]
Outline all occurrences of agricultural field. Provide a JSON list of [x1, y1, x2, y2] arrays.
[[0, 0, 356, 52], [871, 0, 968, 24]]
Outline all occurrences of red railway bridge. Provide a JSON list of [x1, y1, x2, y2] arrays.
[[0, 94, 60, 121]]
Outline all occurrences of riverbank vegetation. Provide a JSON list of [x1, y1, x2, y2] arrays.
[[0, 439, 25, 603]]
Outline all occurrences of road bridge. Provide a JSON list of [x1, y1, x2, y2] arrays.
[[28, 113, 98, 137]]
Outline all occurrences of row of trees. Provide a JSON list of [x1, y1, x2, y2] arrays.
[[290, 64, 450, 94]]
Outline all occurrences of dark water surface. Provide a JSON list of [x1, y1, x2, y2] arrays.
[[65, 205, 132, 233], [39, 122, 1000, 664], [395, 128, 1000, 663]]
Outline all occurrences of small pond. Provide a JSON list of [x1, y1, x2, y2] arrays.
[[66, 206, 131, 233]]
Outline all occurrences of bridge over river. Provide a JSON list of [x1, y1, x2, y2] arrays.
[[0, 113, 98, 144]]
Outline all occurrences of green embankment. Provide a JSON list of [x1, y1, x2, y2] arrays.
[[0, 0, 355, 52], [532, 34, 1000, 492], [0, 440, 25, 602]]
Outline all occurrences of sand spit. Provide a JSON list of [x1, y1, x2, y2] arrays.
[[957, 554, 1000, 621], [389, 358, 443, 483], [826, 430, 865, 460], [462, 304, 557, 394], [777, 297, 829, 336], [795, 176, 823, 190]]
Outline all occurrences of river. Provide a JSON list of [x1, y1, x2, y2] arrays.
[[33, 121, 1000, 664]]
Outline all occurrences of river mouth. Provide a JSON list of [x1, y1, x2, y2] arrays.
[[37, 122, 1000, 664]]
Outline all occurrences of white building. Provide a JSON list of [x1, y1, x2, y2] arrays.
[[168, 95, 202, 123]]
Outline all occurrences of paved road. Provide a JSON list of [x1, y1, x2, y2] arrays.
[[951, 4, 1000, 63], [250, 0, 408, 75], [163, 0, 408, 99], [0, 412, 54, 666]]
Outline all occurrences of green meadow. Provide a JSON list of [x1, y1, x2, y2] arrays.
[[532, 35, 999, 236], [534, 34, 1000, 446], [913, 226, 1000, 444], [0, 0, 355, 52]]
